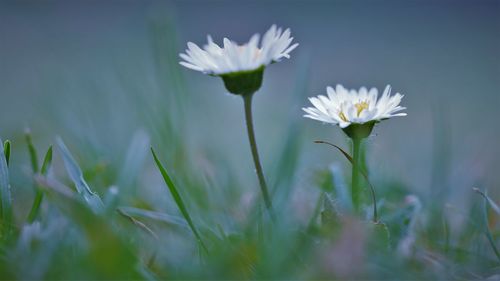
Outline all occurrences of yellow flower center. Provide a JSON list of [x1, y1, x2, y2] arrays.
[[339, 111, 348, 122], [354, 101, 369, 116]]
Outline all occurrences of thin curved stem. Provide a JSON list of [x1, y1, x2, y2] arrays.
[[351, 137, 362, 214], [314, 140, 378, 222], [243, 94, 275, 220]]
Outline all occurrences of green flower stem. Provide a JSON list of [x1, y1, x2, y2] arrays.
[[243, 94, 275, 220], [351, 137, 362, 213]]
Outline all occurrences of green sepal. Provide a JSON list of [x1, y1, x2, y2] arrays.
[[220, 66, 264, 96], [342, 121, 376, 140]]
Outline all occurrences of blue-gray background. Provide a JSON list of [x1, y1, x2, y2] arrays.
[[1, 0, 499, 210]]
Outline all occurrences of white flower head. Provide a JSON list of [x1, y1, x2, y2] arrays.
[[179, 25, 299, 75], [303, 84, 407, 129]]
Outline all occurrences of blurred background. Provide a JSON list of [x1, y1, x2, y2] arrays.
[[1, 0, 499, 198], [0, 0, 499, 278]]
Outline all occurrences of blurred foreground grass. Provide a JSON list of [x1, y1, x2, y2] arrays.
[[1, 11, 500, 281]]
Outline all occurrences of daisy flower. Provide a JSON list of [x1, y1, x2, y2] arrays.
[[177, 26, 298, 218], [179, 25, 298, 95], [303, 84, 406, 138], [306, 85, 406, 214]]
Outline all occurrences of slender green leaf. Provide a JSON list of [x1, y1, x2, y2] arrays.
[[321, 193, 340, 229], [56, 137, 104, 214], [270, 54, 309, 197], [151, 147, 207, 252], [315, 140, 353, 162], [26, 190, 44, 224], [270, 124, 302, 197], [35, 175, 81, 204], [40, 146, 53, 175], [307, 192, 324, 232], [27, 146, 53, 223], [25, 130, 39, 173], [117, 208, 158, 240], [3, 140, 10, 167], [369, 221, 391, 252], [473, 187, 500, 263], [473, 187, 500, 215], [118, 130, 150, 185], [0, 138, 12, 234], [117, 206, 188, 229], [117, 130, 150, 203], [315, 140, 378, 222]]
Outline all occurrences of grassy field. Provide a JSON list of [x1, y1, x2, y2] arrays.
[[1, 1, 499, 280]]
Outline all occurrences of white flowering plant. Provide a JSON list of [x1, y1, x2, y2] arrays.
[[0, 10, 497, 281]]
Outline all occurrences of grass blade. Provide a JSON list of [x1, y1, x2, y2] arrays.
[[56, 137, 104, 214], [119, 130, 150, 184], [315, 140, 378, 222], [27, 146, 53, 223], [473, 187, 500, 215], [40, 146, 53, 175], [473, 187, 500, 263], [25, 130, 39, 173], [3, 140, 10, 167], [117, 130, 150, 197], [0, 138, 12, 236], [117, 208, 159, 240], [117, 206, 188, 229], [150, 147, 207, 252]]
